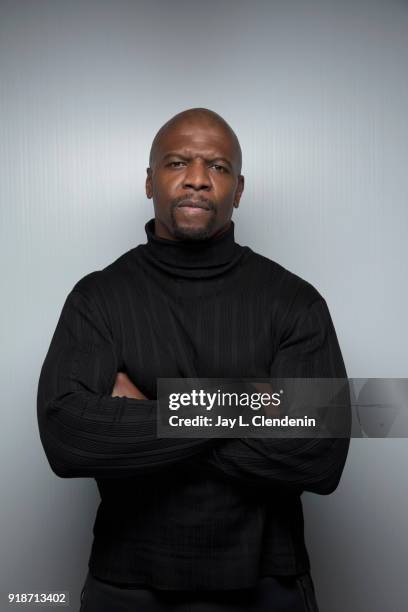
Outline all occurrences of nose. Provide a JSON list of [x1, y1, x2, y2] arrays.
[[183, 158, 211, 191]]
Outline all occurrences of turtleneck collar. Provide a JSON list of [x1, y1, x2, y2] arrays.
[[140, 217, 248, 279]]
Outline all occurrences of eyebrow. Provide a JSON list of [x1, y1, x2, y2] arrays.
[[162, 152, 233, 171]]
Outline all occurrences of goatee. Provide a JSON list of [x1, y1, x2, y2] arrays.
[[170, 199, 217, 241]]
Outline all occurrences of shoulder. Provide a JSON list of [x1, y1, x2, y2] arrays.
[[244, 248, 325, 316], [245, 250, 337, 352], [66, 248, 142, 332], [71, 247, 140, 298]]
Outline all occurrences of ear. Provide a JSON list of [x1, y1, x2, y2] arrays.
[[233, 174, 245, 209], [145, 167, 153, 199]]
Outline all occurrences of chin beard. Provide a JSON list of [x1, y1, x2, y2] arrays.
[[170, 208, 217, 241]]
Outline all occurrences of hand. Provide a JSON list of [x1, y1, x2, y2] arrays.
[[111, 372, 148, 400]]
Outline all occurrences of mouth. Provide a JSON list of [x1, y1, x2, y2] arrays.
[[177, 199, 211, 211]]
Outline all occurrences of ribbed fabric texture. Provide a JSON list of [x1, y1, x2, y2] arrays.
[[37, 218, 351, 590]]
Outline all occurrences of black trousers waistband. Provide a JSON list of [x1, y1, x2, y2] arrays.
[[79, 571, 319, 612]]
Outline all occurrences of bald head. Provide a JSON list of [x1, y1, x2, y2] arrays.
[[148, 107, 242, 174]]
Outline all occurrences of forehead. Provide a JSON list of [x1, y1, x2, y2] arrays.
[[155, 121, 237, 161]]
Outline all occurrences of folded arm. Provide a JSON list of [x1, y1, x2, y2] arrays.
[[37, 286, 214, 479], [197, 298, 351, 495]]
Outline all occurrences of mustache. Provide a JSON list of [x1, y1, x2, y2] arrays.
[[171, 195, 216, 210]]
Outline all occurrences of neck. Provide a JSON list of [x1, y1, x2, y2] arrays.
[[140, 217, 247, 279]]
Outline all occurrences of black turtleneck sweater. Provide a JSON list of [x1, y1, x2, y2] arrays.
[[37, 218, 350, 590]]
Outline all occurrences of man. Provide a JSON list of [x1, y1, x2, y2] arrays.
[[37, 108, 351, 611]]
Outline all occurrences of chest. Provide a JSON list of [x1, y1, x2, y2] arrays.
[[111, 281, 276, 397]]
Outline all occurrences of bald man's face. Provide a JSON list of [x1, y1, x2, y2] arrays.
[[145, 119, 244, 240]]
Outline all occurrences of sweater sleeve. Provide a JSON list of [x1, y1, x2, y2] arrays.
[[197, 298, 351, 495], [37, 286, 215, 479]]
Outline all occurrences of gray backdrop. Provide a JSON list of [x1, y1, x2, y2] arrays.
[[1, 1, 407, 610]]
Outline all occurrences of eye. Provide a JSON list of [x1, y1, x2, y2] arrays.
[[211, 164, 228, 173], [168, 161, 186, 168]]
